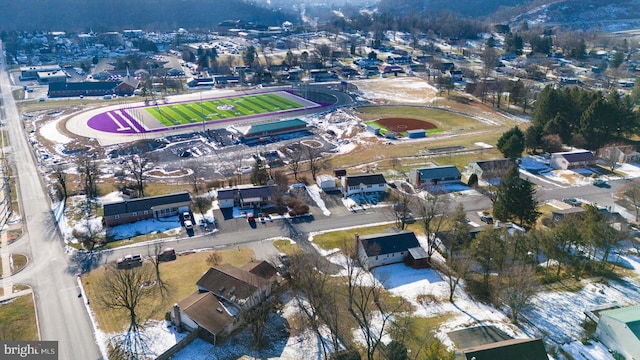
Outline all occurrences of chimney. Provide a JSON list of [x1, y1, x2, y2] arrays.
[[172, 303, 181, 328]]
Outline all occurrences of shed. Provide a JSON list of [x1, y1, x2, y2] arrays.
[[316, 174, 337, 191], [595, 304, 640, 359], [366, 124, 381, 135], [406, 247, 429, 268], [406, 129, 426, 138]]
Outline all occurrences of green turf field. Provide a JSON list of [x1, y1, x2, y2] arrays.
[[146, 92, 306, 126]]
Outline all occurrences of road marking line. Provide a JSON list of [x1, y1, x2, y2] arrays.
[[107, 112, 131, 132], [114, 110, 140, 133]]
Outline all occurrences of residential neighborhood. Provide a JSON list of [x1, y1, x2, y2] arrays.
[[4, 1, 640, 360]]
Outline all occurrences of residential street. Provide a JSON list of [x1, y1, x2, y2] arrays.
[[0, 41, 102, 360]]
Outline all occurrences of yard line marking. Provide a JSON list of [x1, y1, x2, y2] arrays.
[[114, 110, 140, 133], [107, 112, 131, 132]]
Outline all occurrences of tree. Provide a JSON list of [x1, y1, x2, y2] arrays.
[[498, 264, 539, 324], [610, 51, 625, 69], [315, 43, 332, 68], [467, 173, 478, 188], [250, 157, 269, 185], [471, 228, 506, 294], [52, 164, 69, 202], [240, 295, 279, 350], [524, 126, 541, 153], [504, 33, 523, 55], [621, 179, 640, 222], [74, 217, 103, 251], [286, 144, 304, 181], [493, 166, 540, 229], [540, 134, 563, 153], [243, 45, 256, 67], [76, 154, 100, 211], [496, 126, 525, 159], [417, 192, 448, 261], [124, 153, 152, 197], [390, 191, 415, 230], [441, 204, 472, 302], [149, 242, 169, 298], [305, 146, 323, 180], [598, 145, 620, 172], [100, 264, 157, 359]]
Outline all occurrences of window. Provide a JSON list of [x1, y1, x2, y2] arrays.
[[143, 210, 149, 215], [114, 215, 120, 219], [132, 212, 138, 216], [367, 184, 373, 188]]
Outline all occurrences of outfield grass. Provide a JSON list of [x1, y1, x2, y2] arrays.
[[146, 93, 304, 126], [357, 106, 488, 131], [82, 248, 254, 333], [364, 120, 444, 137], [0, 294, 39, 340]]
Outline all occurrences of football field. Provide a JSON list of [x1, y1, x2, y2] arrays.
[[146, 92, 306, 126]]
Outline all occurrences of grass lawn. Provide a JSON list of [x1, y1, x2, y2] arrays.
[[0, 294, 39, 340], [146, 93, 304, 126], [273, 239, 300, 255], [312, 223, 424, 251], [82, 248, 254, 333], [9, 254, 28, 275]]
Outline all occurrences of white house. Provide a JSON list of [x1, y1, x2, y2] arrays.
[[550, 150, 596, 170], [341, 173, 387, 198], [595, 305, 640, 359], [409, 165, 462, 189], [356, 228, 422, 270]]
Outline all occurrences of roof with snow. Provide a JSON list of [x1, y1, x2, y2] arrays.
[[359, 228, 420, 256], [103, 191, 191, 217], [243, 119, 307, 137], [345, 173, 386, 187], [177, 292, 234, 336]]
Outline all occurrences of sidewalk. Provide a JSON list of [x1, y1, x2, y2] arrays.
[[1, 227, 12, 297]]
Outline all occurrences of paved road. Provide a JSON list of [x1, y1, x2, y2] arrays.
[[0, 41, 102, 360]]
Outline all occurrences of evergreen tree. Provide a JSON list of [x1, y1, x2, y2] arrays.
[[496, 126, 525, 159], [250, 157, 269, 185], [493, 166, 540, 229], [524, 126, 541, 153]]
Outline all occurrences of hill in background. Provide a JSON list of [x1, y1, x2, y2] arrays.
[[0, 0, 296, 32]]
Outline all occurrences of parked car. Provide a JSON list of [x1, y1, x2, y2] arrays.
[[116, 254, 142, 269], [183, 212, 192, 222], [593, 179, 608, 187], [562, 198, 581, 206], [480, 215, 494, 224], [402, 215, 416, 224], [278, 253, 291, 266], [157, 248, 176, 262], [184, 220, 194, 230], [247, 213, 256, 224]]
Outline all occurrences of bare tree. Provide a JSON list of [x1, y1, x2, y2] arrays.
[[621, 179, 640, 222], [52, 165, 69, 202], [305, 145, 324, 180], [598, 145, 620, 172], [240, 294, 279, 350], [417, 192, 449, 261], [346, 256, 404, 360], [286, 144, 304, 181], [439, 204, 472, 302], [74, 217, 104, 251], [99, 264, 157, 359], [186, 161, 203, 195], [389, 190, 415, 230], [194, 196, 212, 219], [498, 264, 539, 324], [76, 154, 100, 213], [148, 242, 169, 299], [124, 153, 152, 197]]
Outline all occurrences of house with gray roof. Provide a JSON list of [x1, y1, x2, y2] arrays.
[[341, 173, 387, 198], [550, 150, 596, 170], [460, 338, 548, 360], [595, 304, 640, 358], [237, 119, 308, 140], [356, 228, 423, 270], [216, 185, 278, 209], [467, 159, 515, 181], [196, 263, 272, 310], [172, 292, 236, 344], [103, 191, 191, 227], [409, 165, 461, 189]]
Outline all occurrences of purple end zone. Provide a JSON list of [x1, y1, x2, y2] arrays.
[[86, 90, 330, 134], [87, 110, 146, 134]]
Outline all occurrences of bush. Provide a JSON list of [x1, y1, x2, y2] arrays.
[[206, 251, 222, 266], [467, 173, 478, 187]]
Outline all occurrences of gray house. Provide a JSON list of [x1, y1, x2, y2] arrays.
[[409, 166, 461, 189], [467, 159, 515, 181], [103, 192, 192, 227], [356, 228, 423, 270]]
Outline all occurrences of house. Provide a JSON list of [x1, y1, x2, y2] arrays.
[[356, 228, 423, 270], [551, 207, 585, 223], [235, 119, 308, 140], [316, 174, 338, 191], [409, 166, 462, 189], [103, 191, 192, 227], [196, 263, 272, 310], [241, 260, 279, 283], [460, 338, 548, 360], [48, 81, 120, 98], [114, 74, 140, 96], [20, 65, 61, 80], [599, 145, 640, 164], [187, 78, 215, 89], [595, 304, 640, 359], [37, 70, 67, 84], [216, 185, 278, 209], [341, 173, 387, 198], [467, 159, 515, 181], [172, 292, 236, 344], [550, 150, 596, 170]]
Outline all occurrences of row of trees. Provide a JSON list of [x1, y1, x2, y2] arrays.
[[531, 86, 639, 150]]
